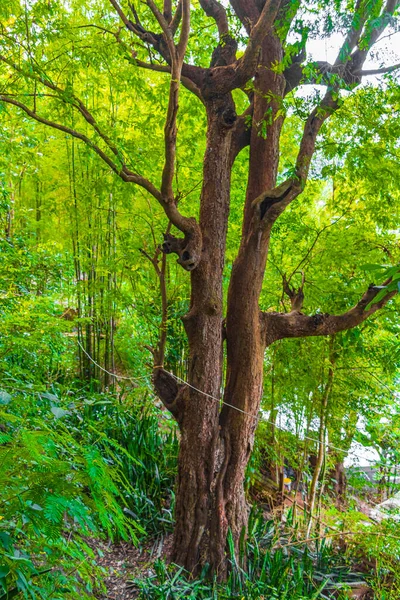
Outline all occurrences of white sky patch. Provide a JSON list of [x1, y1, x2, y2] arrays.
[[344, 441, 380, 467], [294, 24, 400, 98], [262, 409, 385, 468]]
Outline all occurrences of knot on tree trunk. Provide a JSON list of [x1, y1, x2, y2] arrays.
[[153, 367, 187, 424], [211, 35, 238, 67], [161, 224, 202, 271], [215, 103, 237, 128], [252, 178, 295, 223], [202, 94, 237, 128]]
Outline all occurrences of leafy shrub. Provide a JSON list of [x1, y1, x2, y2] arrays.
[[88, 398, 179, 535], [0, 387, 143, 599], [0, 237, 75, 384], [326, 508, 400, 600]]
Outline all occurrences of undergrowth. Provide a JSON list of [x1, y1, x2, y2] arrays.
[[0, 382, 178, 599], [2, 382, 400, 599], [133, 510, 367, 600]]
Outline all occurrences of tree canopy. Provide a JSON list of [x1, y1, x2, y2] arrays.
[[1, 0, 400, 596]]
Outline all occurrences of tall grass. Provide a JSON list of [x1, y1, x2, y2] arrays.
[[133, 508, 369, 600], [83, 393, 179, 535]]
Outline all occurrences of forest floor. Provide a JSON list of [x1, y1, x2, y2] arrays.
[[91, 490, 394, 599], [92, 530, 374, 600], [95, 535, 173, 600]]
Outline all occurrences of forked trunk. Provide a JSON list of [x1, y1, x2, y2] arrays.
[[171, 100, 238, 573], [170, 37, 286, 572], [172, 254, 274, 575], [168, 96, 269, 573]]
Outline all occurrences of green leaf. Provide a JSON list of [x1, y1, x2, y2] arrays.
[[41, 392, 59, 402], [0, 533, 12, 552], [366, 281, 398, 309], [0, 391, 11, 405], [0, 565, 9, 579], [50, 407, 69, 419], [360, 263, 387, 273]]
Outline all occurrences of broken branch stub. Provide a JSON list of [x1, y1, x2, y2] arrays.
[[161, 227, 202, 271]]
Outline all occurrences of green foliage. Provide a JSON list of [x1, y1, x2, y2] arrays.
[[325, 509, 400, 600], [0, 1, 399, 597], [83, 399, 179, 534], [0, 235, 75, 384], [0, 385, 145, 598], [134, 511, 366, 599]]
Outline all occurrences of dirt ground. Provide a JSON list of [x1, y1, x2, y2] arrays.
[[94, 535, 173, 600]]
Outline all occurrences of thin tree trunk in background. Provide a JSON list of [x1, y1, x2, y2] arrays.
[[103, 199, 111, 389], [5, 181, 14, 240], [5, 203, 12, 239], [333, 459, 347, 508], [293, 435, 310, 522], [35, 180, 41, 245], [316, 442, 328, 535], [67, 136, 84, 379], [307, 338, 335, 535], [140, 221, 171, 373], [327, 413, 356, 508], [269, 358, 279, 485], [111, 198, 117, 384], [157, 250, 169, 369], [86, 205, 94, 383]]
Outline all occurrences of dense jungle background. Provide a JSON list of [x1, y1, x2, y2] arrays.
[[1, 0, 400, 598]]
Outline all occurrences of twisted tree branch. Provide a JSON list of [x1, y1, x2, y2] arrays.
[[253, 0, 399, 227], [199, 0, 229, 37], [262, 279, 398, 345], [0, 94, 161, 199]]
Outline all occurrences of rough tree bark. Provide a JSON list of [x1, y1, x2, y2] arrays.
[[1, 0, 399, 578]]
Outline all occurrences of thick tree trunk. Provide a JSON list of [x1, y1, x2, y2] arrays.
[[171, 100, 235, 573], [210, 33, 286, 562], [171, 35, 287, 574]]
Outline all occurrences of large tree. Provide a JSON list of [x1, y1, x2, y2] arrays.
[[1, 0, 399, 575]]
